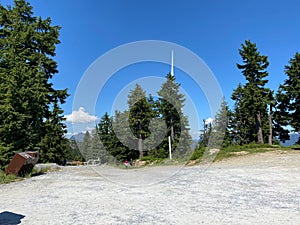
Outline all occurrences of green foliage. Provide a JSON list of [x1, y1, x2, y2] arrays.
[[112, 110, 139, 161], [68, 139, 84, 162], [140, 156, 163, 163], [157, 74, 184, 142], [0, 144, 13, 170], [0, 170, 18, 184], [236, 143, 277, 150], [155, 73, 192, 158], [214, 143, 278, 161], [231, 40, 271, 144], [198, 120, 212, 147], [291, 144, 300, 150], [128, 84, 154, 158], [81, 131, 91, 160], [97, 112, 137, 163], [81, 128, 112, 163], [30, 165, 58, 176], [275, 52, 300, 143], [210, 98, 232, 148], [96, 74, 192, 162], [198, 98, 232, 151], [190, 146, 205, 161], [0, 0, 69, 167]]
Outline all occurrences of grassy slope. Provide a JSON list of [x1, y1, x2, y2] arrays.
[[213, 144, 298, 162]]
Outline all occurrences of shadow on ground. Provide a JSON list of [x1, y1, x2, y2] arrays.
[[0, 211, 25, 225]]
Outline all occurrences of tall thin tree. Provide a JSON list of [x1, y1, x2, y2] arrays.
[[232, 40, 271, 144]]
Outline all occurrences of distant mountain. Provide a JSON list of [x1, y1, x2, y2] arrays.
[[280, 133, 299, 146], [69, 132, 85, 142]]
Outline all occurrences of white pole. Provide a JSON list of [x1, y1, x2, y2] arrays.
[[171, 50, 174, 76], [168, 136, 172, 160]]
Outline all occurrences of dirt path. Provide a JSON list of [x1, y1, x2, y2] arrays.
[[1, 150, 300, 225]]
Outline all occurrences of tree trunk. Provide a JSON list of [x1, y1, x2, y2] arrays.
[[170, 118, 174, 141], [268, 104, 273, 145], [256, 112, 264, 144], [138, 133, 143, 159]]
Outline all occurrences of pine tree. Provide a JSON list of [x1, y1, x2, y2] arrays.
[[86, 129, 109, 162], [0, 0, 69, 167], [127, 84, 153, 158], [156, 73, 192, 158], [143, 94, 163, 152], [231, 84, 255, 144], [38, 100, 69, 164], [93, 126, 112, 164], [210, 98, 232, 148], [69, 139, 84, 162], [199, 119, 212, 147], [81, 131, 91, 161], [98, 112, 113, 153], [112, 110, 138, 162], [232, 40, 271, 144], [98, 112, 118, 163], [275, 52, 300, 143], [98, 112, 138, 163]]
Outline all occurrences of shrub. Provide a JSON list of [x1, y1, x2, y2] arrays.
[[0, 170, 18, 184], [190, 146, 205, 160], [140, 156, 162, 163]]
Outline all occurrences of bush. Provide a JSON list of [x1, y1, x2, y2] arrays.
[[140, 156, 163, 163], [190, 146, 205, 160], [0, 170, 18, 184]]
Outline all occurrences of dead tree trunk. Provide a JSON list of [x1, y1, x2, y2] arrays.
[[268, 104, 273, 145], [170, 118, 174, 142], [256, 112, 264, 144], [138, 133, 143, 159]]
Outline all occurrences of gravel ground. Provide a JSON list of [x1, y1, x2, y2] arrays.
[[1, 150, 300, 225]]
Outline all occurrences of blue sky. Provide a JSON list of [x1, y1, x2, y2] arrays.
[[2, 0, 300, 138]]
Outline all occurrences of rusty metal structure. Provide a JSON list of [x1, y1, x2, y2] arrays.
[[5, 151, 40, 176]]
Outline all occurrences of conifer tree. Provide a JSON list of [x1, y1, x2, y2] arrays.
[[81, 131, 91, 161], [210, 98, 232, 148], [232, 40, 271, 144], [97, 112, 119, 163], [112, 110, 138, 161], [98, 112, 114, 153], [157, 73, 192, 158], [0, 0, 68, 167], [275, 52, 300, 143], [231, 84, 255, 144], [98, 111, 138, 162], [127, 84, 153, 158], [69, 139, 84, 162]]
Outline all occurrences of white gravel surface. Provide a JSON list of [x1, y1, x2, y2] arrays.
[[1, 150, 300, 225]]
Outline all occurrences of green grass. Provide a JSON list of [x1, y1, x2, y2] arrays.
[[1, 164, 60, 184], [188, 143, 293, 164], [140, 156, 165, 165], [0, 170, 20, 184], [213, 143, 293, 162], [190, 147, 205, 161], [214, 147, 266, 162], [291, 144, 300, 150]]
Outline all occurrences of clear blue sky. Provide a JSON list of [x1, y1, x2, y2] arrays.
[[2, 0, 300, 138]]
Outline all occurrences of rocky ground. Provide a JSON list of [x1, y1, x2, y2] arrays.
[[0, 150, 300, 225]]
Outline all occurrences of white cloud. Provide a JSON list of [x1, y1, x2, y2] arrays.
[[65, 107, 98, 124], [205, 117, 214, 124]]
